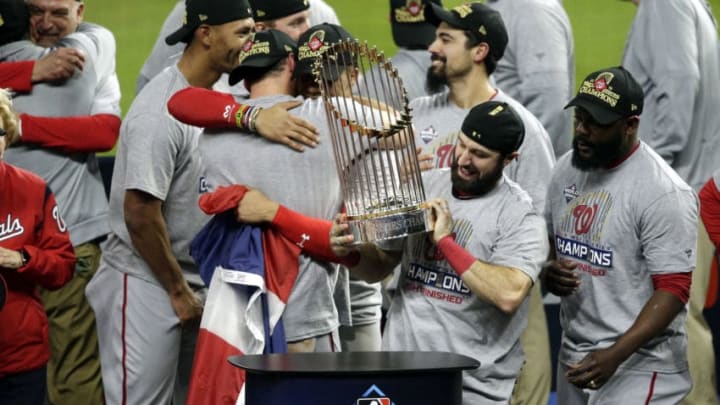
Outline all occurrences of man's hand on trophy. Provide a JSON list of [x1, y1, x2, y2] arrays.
[[330, 213, 357, 257], [427, 199, 454, 244], [235, 188, 280, 224]]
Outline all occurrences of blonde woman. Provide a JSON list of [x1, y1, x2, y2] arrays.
[[0, 89, 75, 405]]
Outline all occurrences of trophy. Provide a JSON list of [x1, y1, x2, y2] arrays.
[[313, 39, 432, 243]]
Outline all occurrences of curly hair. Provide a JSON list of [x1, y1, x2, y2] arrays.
[[0, 89, 20, 146]]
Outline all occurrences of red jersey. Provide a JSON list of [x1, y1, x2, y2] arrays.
[[0, 161, 75, 377]]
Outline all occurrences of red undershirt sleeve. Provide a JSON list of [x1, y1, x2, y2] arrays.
[[651, 272, 692, 304], [167, 87, 247, 129], [20, 113, 121, 153], [0, 61, 34, 93]]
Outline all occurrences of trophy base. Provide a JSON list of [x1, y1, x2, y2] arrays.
[[348, 205, 432, 243]]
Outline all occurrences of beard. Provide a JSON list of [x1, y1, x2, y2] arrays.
[[450, 155, 505, 198], [425, 55, 448, 95], [570, 133, 625, 171]]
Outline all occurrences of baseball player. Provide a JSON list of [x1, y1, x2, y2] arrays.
[[544, 66, 696, 404], [485, 0, 575, 158], [323, 101, 548, 404], [622, 2, 720, 402], [407, 4, 556, 401], [0, 89, 75, 405], [167, 25, 399, 354], [84, 1, 257, 403]]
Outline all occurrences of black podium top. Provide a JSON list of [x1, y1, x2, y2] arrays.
[[228, 351, 480, 376]]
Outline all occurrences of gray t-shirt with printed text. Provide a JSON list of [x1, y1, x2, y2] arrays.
[[383, 169, 548, 404], [545, 143, 697, 373]]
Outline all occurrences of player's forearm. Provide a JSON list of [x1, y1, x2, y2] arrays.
[[462, 261, 532, 314], [124, 193, 188, 294], [608, 290, 685, 363], [438, 235, 532, 313], [20, 113, 120, 152]]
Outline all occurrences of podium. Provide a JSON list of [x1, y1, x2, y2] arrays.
[[229, 351, 480, 405]]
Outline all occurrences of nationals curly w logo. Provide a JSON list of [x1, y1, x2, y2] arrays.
[[573, 204, 598, 235]]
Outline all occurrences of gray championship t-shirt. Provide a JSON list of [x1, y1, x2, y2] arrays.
[[486, 0, 575, 157], [200, 95, 344, 341], [101, 65, 209, 287], [545, 143, 697, 373], [383, 170, 547, 404], [622, 0, 720, 191], [411, 88, 556, 214], [2, 23, 121, 246]]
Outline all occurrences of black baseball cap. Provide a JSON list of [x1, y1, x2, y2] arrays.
[[461, 101, 525, 155], [165, 0, 253, 45], [565, 66, 644, 125], [0, 0, 29, 46], [249, 0, 309, 22], [295, 23, 355, 80], [425, 2, 508, 61], [228, 30, 297, 85], [390, 0, 441, 50]]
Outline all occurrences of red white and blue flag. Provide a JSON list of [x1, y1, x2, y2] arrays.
[[187, 186, 301, 405]]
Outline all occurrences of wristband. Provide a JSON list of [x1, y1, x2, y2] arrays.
[[234, 104, 250, 129], [437, 234, 475, 276]]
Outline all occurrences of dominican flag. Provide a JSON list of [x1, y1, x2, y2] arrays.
[[186, 186, 301, 405]]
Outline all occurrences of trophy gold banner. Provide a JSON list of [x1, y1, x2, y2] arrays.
[[313, 39, 431, 243]]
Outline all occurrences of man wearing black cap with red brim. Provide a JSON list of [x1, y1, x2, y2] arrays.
[[85, 1, 256, 404], [544, 66, 697, 404], [326, 100, 548, 405]]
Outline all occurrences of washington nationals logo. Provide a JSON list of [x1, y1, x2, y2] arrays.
[[573, 204, 598, 235]]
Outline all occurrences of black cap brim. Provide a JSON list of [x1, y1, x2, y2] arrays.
[[165, 24, 195, 45], [565, 96, 623, 126], [425, 3, 464, 28]]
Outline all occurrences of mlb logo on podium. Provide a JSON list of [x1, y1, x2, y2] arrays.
[[357, 399, 391, 405]]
